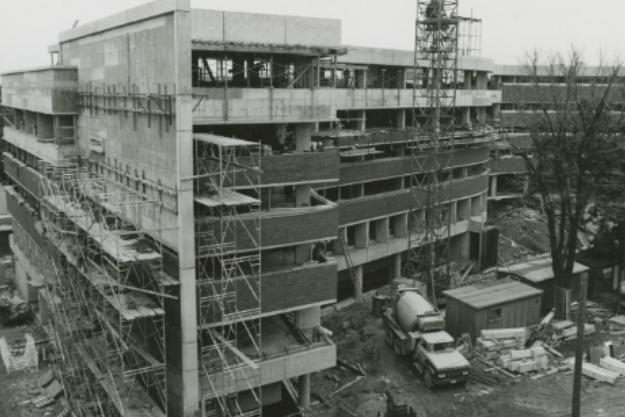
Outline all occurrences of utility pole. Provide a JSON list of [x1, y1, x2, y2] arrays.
[[572, 273, 588, 417]]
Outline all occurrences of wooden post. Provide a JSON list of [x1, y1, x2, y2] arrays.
[[572, 273, 588, 417]]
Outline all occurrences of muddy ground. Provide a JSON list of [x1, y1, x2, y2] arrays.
[[315, 298, 625, 417]]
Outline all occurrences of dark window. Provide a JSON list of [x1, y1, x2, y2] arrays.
[[488, 308, 502, 323]]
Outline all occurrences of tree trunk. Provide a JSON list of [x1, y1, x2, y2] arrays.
[[572, 273, 587, 417]]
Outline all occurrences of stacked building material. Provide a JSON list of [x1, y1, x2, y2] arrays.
[[497, 346, 551, 373], [475, 328, 527, 360]]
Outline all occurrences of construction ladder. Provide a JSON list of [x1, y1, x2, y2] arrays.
[[339, 232, 364, 303]]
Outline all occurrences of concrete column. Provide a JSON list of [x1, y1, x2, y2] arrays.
[[295, 123, 313, 151], [295, 243, 312, 264], [464, 71, 473, 90], [295, 184, 311, 207], [298, 374, 311, 409], [395, 109, 406, 130], [493, 103, 501, 120], [355, 110, 366, 131], [478, 107, 487, 123], [490, 176, 498, 198], [375, 218, 389, 243], [476, 72, 488, 90], [523, 176, 529, 193], [172, 3, 199, 417], [356, 70, 367, 88], [460, 108, 470, 126], [394, 253, 402, 279], [394, 213, 408, 238], [355, 265, 364, 297], [296, 306, 320, 330], [355, 222, 368, 248]]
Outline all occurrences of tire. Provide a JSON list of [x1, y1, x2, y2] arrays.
[[393, 338, 403, 356], [424, 369, 434, 389], [385, 329, 395, 347]]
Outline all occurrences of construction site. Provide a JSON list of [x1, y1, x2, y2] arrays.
[[1, 1, 625, 416]]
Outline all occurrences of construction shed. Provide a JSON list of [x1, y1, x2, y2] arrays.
[[497, 255, 589, 313], [444, 279, 543, 342]]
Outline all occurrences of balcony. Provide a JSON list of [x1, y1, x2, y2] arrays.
[[200, 314, 336, 399], [200, 260, 336, 323], [338, 173, 489, 225], [1, 66, 78, 114], [230, 148, 339, 187], [338, 146, 490, 185], [4, 126, 77, 164], [196, 195, 338, 251], [6, 186, 44, 249]]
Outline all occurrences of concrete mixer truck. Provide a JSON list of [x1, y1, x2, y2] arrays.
[[382, 288, 471, 388]]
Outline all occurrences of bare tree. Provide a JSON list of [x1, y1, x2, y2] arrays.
[[511, 48, 625, 417]]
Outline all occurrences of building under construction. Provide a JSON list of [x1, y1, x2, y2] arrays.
[[0, 1, 503, 415]]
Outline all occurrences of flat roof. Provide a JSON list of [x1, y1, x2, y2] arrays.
[[1, 65, 77, 77], [444, 278, 543, 309], [500, 256, 589, 283]]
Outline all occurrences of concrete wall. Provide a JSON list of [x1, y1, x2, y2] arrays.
[[60, 10, 181, 248], [1, 67, 78, 114], [191, 10, 341, 46], [338, 174, 489, 225], [192, 88, 501, 124]]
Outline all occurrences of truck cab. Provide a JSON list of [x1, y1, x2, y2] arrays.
[[413, 331, 471, 388]]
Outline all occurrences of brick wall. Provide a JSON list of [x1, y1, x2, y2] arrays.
[[232, 148, 339, 187], [199, 262, 336, 323], [205, 205, 338, 251], [339, 174, 489, 225], [339, 147, 490, 185]]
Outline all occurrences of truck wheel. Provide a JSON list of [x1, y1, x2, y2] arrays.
[[423, 369, 434, 389], [385, 329, 395, 347], [393, 339, 403, 356]]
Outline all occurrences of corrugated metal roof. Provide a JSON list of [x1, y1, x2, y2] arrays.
[[500, 256, 589, 283], [444, 278, 543, 309]]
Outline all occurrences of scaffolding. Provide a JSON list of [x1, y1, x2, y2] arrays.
[[39, 160, 173, 416], [406, 0, 460, 304], [458, 16, 482, 57], [193, 134, 263, 417]]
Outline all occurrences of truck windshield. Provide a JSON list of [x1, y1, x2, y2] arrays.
[[432, 342, 454, 352]]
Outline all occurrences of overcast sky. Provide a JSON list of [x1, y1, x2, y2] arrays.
[[1, 0, 624, 74]]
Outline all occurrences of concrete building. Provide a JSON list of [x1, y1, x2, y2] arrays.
[[0, 1, 503, 416]]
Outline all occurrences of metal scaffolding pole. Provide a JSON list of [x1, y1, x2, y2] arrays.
[[406, 0, 460, 304], [39, 160, 172, 416], [194, 134, 263, 417]]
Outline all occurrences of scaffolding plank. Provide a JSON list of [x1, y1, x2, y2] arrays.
[[194, 134, 257, 148], [195, 190, 260, 208]]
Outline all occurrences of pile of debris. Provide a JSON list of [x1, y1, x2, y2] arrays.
[[0, 285, 32, 327]]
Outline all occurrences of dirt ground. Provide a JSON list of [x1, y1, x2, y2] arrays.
[[315, 298, 625, 417]]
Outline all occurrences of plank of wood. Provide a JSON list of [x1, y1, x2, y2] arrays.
[[209, 329, 259, 370], [329, 376, 363, 397], [476, 354, 518, 378]]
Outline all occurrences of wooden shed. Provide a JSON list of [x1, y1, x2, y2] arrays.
[[444, 279, 543, 342], [497, 255, 589, 313]]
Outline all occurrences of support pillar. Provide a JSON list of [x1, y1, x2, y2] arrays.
[[490, 175, 498, 198], [355, 265, 363, 298], [394, 253, 402, 279], [459, 107, 470, 128], [464, 70, 473, 90], [298, 374, 311, 409], [355, 222, 368, 248], [355, 110, 366, 131], [395, 109, 406, 130], [478, 107, 487, 123], [295, 123, 313, 151]]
